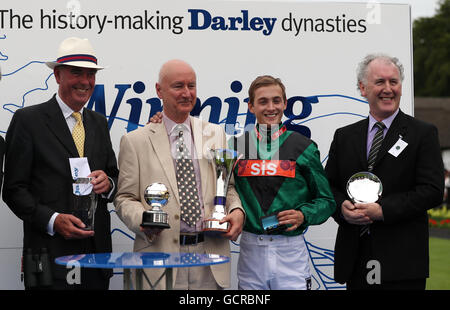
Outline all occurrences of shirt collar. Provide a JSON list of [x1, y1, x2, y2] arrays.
[[255, 123, 286, 141], [56, 93, 84, 120], [368, 108, 399, 132], [162, 112, 192, 136]]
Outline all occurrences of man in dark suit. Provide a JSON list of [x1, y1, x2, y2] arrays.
[[0, 135, 4, 192], [325, 54, 444, 290], [3, 37, 118, 289], [1, 65, 4, 193]]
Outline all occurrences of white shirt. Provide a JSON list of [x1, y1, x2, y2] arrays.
[[162, 112, 205, 233]]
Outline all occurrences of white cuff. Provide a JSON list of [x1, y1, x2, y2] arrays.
[[47, 212, 59, 236], [101, 177, 115, 200]]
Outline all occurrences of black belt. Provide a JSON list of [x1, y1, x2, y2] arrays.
[[180, 233, 204, 245]]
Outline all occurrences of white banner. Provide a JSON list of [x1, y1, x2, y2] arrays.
[[0, 0, 412, 289]]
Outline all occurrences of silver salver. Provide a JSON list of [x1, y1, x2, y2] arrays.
[[346, 171, 383, 204]]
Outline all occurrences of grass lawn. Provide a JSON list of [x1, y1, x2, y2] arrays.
[[426, 237, 450, 290]]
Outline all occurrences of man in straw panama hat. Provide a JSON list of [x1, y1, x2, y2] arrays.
[[3, 37, 118, 290]]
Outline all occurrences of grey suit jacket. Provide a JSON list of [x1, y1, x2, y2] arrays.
[[114, 116, 243, 289]]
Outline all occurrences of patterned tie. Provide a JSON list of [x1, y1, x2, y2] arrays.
[[367, 121, 386, 172], [72, 112, 85, 157], [367, 122, 386, 171], [361, 121, 386, 236], [174, 124, 201, 227]]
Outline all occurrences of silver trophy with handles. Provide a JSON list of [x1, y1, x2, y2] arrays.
[[141, 183, 171, 229], [203, 148, 240, 235]]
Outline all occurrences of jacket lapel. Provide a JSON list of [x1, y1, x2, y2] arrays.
[[82, 109, 96, 160], [373, 110, 408, 167], [353, 118, 369, 169], [43, 97, 79, 158], [147, 122, 180, 205], [191, 116, 215, 211]]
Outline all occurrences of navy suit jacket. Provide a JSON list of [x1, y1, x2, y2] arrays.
[[3, 95, 119, 281], [325, 110, 444, 283]]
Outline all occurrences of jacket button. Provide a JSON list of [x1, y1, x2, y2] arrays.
[[173, 238, 178, 244], [174, 214, 180, 220]]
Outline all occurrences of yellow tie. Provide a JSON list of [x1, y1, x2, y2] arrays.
[[72, 112, 85, 157]]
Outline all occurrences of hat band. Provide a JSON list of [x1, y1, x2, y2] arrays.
[[57, 54, 98, 65]]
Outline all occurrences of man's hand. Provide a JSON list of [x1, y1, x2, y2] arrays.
[[54, 213, 95, 239], [278, 209, 305, 232], [140, 226, 163, 243], [148, 111, 163, 124], [341, 200, 373, 225], [220, 208, 245, 241], [354, 202, 384, 221], [88, 170, 111, 194]]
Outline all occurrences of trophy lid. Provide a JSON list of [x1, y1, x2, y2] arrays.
[[346, 171, 383, 203], [144, 183, 170, 206], [209, 148, 238, 159], [209, 148, 240, 170]]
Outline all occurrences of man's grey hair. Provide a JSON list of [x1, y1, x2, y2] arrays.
[[356, 53, 404, 92]]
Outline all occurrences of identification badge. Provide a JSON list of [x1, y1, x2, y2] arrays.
[[237, 160, 295, 178], [388, 137, 408, 157]]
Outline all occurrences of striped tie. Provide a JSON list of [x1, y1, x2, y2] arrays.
[[361, 121, 385, 236], [72, 112, 85, 157], [367, 122, 386, 172]]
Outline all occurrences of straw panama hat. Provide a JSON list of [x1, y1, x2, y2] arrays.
[[46, 37, 104, 70]]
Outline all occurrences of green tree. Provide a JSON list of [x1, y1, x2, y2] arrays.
[[413, 0, 450, 96]]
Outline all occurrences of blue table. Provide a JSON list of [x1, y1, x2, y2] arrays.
[[55, 252, 230, 290]]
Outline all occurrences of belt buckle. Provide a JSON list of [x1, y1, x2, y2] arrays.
[[180, 234, 187, 245], [180, 233, 201, 245]]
